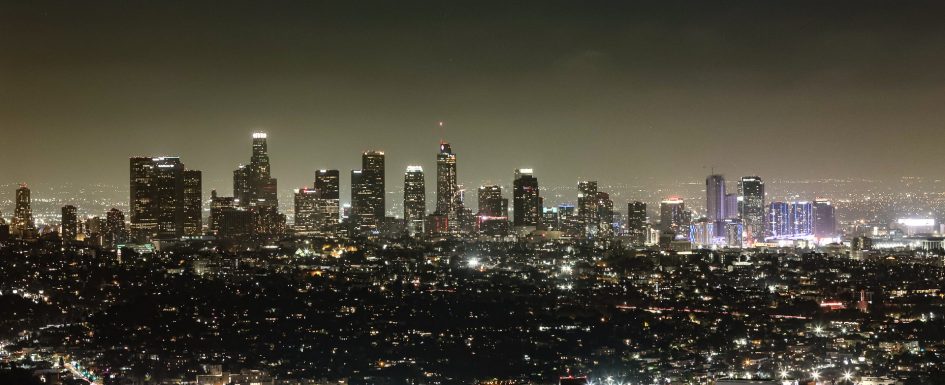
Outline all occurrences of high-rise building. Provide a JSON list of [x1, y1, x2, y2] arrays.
[[577, 181, 599, 236], [314, 169, 341, 231], [61, 205, 78, 241], [233, 132, 281, 235], [105, 208, 126, 247], [477, 185, 506, 218], [351, 151, 385, 232], [209, 190, 253, 238], [812, 198, 837, 239], [767, 201, 813, 239], [706, 174, 726, 222], [435, 142, 458, 223], [183, 170, 202, 236], [404, 166, 426, 236], [513, 169, 542, 227], [738, 176, 765, 244], [596, 191, 614, 237], [627, 201, 647, 244], [294, 188, 320, 231], [130, 157, 188, 240], [659, 197, 688, 238], [12, 184, 35, 238]]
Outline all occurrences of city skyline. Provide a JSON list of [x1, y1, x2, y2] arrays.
[[5, 2, 945, 384]]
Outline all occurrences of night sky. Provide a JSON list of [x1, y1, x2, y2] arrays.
[[3, 1, 945, 199]]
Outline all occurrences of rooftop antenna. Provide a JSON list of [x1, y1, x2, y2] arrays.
[[438, 121, 445, 144]]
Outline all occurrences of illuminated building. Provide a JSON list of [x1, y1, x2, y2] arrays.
[[293, 188, 319, 231], [183, 170, 202, 236], [130, 157, 190, 240], [104, 208, 126, 247], [12, 184, 35, 239], [738, 176, 765, 244], [233, 132, 283, 235], [476, 185, 508, 236], [767, 201, 813, 239], [403, 165, 426, 236], [659, 197, 688, 239], [61, 205, 78, 241], [435, 142, 459, 229], [513, 168, 542, 228], [314, 169, 341, 231], [812, 198, 837, 238], [577, 181, 599, 236], [706, 174, 726, 222], [477, 185, 506, 218], [627, 201, 647, 244], [350, 151, 385, 233]]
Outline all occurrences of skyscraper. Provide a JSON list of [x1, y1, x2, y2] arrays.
[[627, 201, 647, 244], [61, 205, 78, 242], [294, 188, 319, 231], [577, 181, 599, 236], [183, 170, 202, 236], [314, 169, 341, 231], [12, 184, 35, 238], [767, 201, 813, 239], [513, 169, 542, 227], [435, 142, 458, 225], [104, 208, 126, 247], [659, 197, 687, 238], [209, 190, 253, 238], [403, 166, 426, 236], [738, 176, 765, 244], [477, 185, 506, 218], [705, 174, 726, 222], [130, 157, 187, 240], [233, 132, 281, 235], [352, 151, 385, 232], [812, 198, 837, 239]]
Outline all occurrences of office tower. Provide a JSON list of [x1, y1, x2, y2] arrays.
[[314, 169, 341, 230], [477, 185, 506, 218], [705, 174, 725, 222], [350, 151, 385, 232], [209, 190, 253, 238], [767, 201, 813, 239], [105, 208, 126, 247], [724, 193, 739, 219], [61, 205, 78, 241], [812, 198, 837, 238], [557, 204, 581, 236], [11, 184, 36, 238], [596, 192, 614, 236], [513, 169, 542, 227], [435, 142, 459, 221], [577, 181, 599, 236], [130, 157, 191, 240], [234, 132, 278, 206], [294, 188, 319, 231], [659, 197, 688, 238], [183, 170, 202, 236], [84, 216, 104, 246], [476, 185, 508, 236], [404, 166, 426, 236], [627, 201, 647, 244], [689, 218, 715, 247], [738, 176, 765, 244], [351, 170, 372, 232], [233, 132, 281, 235], [723, 218, 744, 248]]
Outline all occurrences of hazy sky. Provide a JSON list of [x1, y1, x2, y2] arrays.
[[2, 1, 945, 199]]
